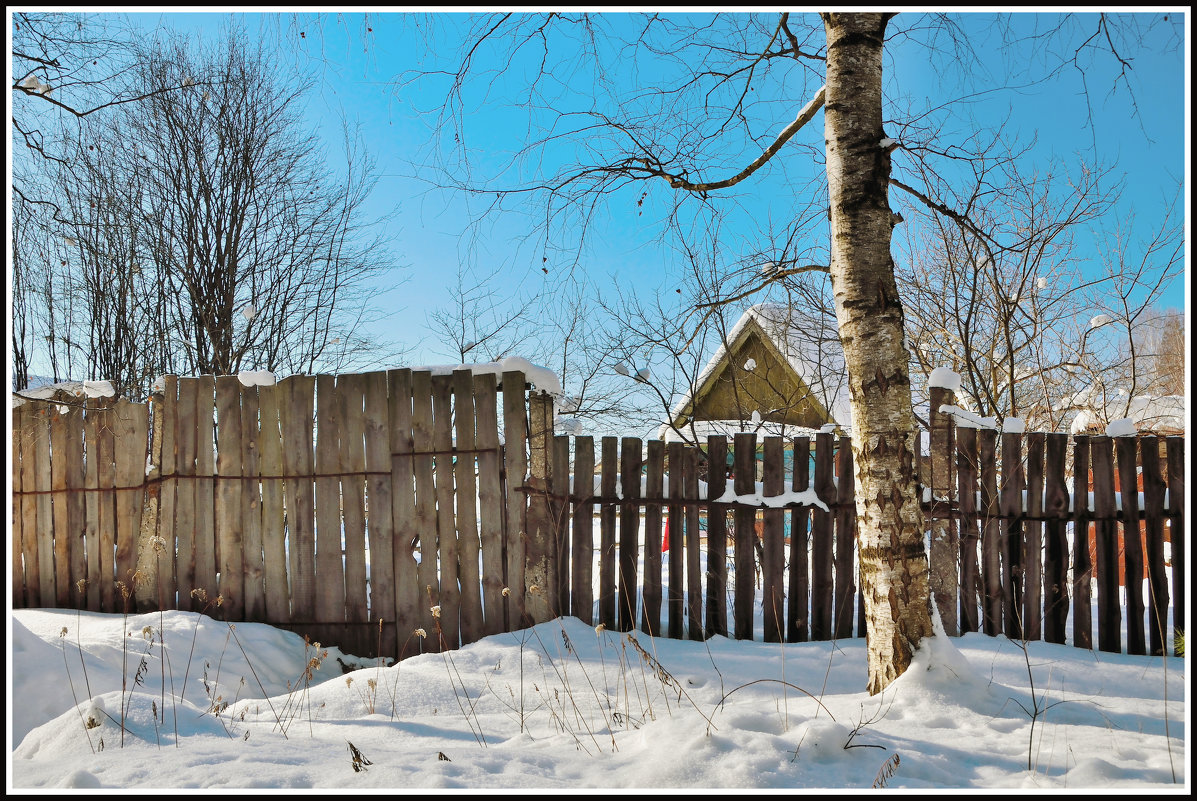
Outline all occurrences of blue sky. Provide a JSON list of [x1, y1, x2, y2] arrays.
[[117, 11, 1191, 368]]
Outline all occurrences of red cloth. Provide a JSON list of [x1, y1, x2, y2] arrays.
[[662, 518, 670, 552]]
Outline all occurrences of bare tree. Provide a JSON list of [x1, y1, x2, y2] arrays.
[[13, 24, 401, 396], [126, 29, 396, 380], [897, 154, 1123, 430]]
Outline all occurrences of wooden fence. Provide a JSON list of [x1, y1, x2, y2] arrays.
[[11, 371, 1187, 661], [11, 369, 554, 660]]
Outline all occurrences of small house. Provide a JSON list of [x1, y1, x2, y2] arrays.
[[661, 303, 851, 445]]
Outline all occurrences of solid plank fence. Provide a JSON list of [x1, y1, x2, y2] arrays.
[[11, 370, 1187, 662]]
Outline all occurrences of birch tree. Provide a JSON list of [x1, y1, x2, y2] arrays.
[[821, 13, 932, 691]]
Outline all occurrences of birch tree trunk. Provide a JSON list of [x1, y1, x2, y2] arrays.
[[823, 12, 933, 695]]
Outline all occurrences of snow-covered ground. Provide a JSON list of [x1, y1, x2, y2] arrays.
[[9, 593, 1187, 791]]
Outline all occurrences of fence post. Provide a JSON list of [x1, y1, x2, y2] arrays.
[[524, 390, 556, 624], [928, 384, 958, 635]]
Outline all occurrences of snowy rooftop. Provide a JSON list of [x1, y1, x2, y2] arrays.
[[1070, 393, 1186, 435]]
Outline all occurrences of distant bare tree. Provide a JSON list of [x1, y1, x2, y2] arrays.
[[1144, 309, 1185, 398], [13, 24, 400, 396]]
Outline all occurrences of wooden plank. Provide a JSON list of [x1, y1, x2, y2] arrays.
[[1165, 438, 1184, 655], [1071, 436, 1093, 651], [81, 400, 103, 610], [834, 436, 856, 640], [732, 433, 756, 641], [410, 370, 440, 650], [1139, 436, 1168, 656], [18, 406, 43, 607], [12, 405, 25, 607], [240, 383, 265, 622], [811, 432, 835, 640], [666, 440, 685, 639], [1116, 435, 1145, 656], [978, 428, 1002, 636], [472, 372, 505, 638], [1041, 433, 1069, 644], [389, 369, 423, 656], [956, 426, 980, 634], [1090, 436, 1120, 654], [431, 374, 461, 648], [61, 399, 88, 605], [314, 374, 346, 647], [452, 368, 484, 646], [1000, 431, 1024, 640], [313, 378, 347, 646], [32, 406, 56, 607], [363, 371, 397, 659], [282, 375, 317, 627], [501, 370, 529, 630], [215, 375, 245, 621], [571, 436, 597, 626], [1022, 433, 1045, 642], [684, 445, 703, 641], [552, 435, 571, 617], [928, 385, 958, 636], [524, 391, 556, 622], [704, 436, 729, 639], [599, 436, 619, 630], [618, 436, 642, 632], [134, 390, 165, 612], [761, 437, 785, 643], [173, 379, 198, 611], [641, 438, 663, 636], [257, 382, 289, 626], [156, 378, 179, 613], [50, 405, 72, 607], [112, 399, 149, 609], [64, 404, 87, 608], [788, 437, 811, 642], [193, 376, 217, 608], [338, 373, 370, 656]]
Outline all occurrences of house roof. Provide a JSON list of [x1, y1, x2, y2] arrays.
[[661, 303, 851, 438], [1069, 393, 1186, 435]]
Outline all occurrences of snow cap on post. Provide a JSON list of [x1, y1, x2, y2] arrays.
[[928, 367, 962, 393]]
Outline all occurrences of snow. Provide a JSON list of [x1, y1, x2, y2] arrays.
[[9, 605, 1185, 790], [938, 404, 998, 430], [660, 418, 831, 442], [1001, 417, 1026, 434], [1105, 417, 1138, 437], [12, 379, 116, 406], [743, 358, 756, 371], [1070, 394, 1185, 435], [237, 370, 276, 387], [927, 366, 962, 392], [410, 356, 562, 395]]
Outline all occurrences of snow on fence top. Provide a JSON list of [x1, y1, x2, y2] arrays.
[[11, 380, 116, 407], [927, 366, 962, 392], [410, 355, 562, 396]]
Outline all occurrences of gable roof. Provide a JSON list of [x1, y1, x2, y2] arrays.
[[1070, 393, 1186, 435], [662, 303, 851, 438]]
